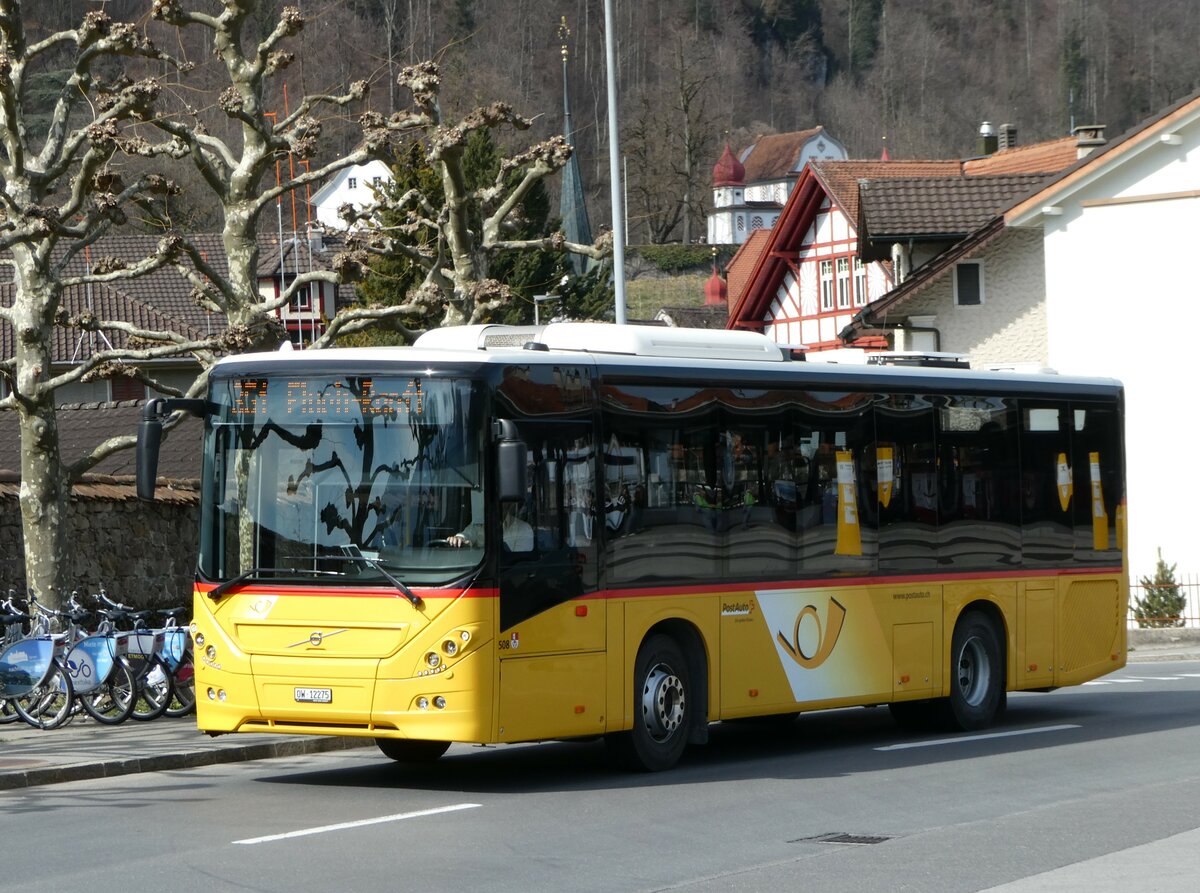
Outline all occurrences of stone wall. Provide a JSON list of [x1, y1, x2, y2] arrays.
[[0, 483, 199, 610]]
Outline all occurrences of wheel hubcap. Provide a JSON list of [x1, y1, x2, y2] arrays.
[[955, 636, 990, 707], [640, 662, 685, 742]]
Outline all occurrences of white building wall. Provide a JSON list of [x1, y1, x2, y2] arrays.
[[312, 160, 392, 230], [899, 229, 1048, 366], [1041, 150, 1200, 581]]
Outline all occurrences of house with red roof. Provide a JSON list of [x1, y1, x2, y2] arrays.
[[723, 123, 1097, 354], [726, 159, 963, 350], [707, 127, 848, 245]]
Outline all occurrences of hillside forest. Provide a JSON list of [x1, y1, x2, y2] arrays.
[[21, 1, 1200, 246]]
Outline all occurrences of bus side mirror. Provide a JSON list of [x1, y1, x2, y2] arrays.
[[497, 442, 527, 502], [494, 419, 528, 502], [137, 398, 209, 501], [136, 412, 164, 501]]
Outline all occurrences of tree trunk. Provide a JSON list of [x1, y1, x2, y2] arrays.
[[12, 262, 71, 609]]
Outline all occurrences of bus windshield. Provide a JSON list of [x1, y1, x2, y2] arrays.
[[199, 373, 486, 587]]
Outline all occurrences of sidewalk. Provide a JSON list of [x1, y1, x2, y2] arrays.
[[1127, 626, 1200, 662], [0, 714, 371, 790], [2, 631, 1197, 792]]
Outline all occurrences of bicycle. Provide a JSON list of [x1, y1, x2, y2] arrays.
[[61, 592, 138, 725], [159, 607, 195, 718], [0, 592, 75, 730], [0, 595, 29, 725], [93, 589, 174, 722]]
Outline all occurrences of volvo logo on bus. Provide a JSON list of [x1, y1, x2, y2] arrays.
[[288, 628, 348, 648]]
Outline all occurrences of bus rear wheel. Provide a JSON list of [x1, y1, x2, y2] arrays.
[[608, 634, 691, 772], [375, 738, 451, 763], [945, 611, 1004, 731]]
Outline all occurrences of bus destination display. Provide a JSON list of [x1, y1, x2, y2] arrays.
[[230, 378, 424, 417]]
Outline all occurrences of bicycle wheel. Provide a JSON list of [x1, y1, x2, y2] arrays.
[[13, 664, 74, 730], [130, 656, 173, 721], [0, 697, 20, 724], [81, 660, 137, 725], [164, 655, 195, 717]]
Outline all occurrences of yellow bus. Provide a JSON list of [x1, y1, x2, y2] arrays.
[[137, 323, 1127, 771]]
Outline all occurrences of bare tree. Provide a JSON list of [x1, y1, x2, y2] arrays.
[[143, 1, 398, 356], [327, 60, 610, 340], [0, 2, 202, 607], [622, 32, 717, 244]]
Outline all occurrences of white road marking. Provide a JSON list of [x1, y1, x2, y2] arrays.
[[1135, 676, 1181, 681], [233, 803, 481, 845], [876, 724, 1080, 752]]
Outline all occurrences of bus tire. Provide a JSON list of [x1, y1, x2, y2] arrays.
[[375, 738, 451, 763], [608, 634, 691, 772], [946, 611, 1004, 731]]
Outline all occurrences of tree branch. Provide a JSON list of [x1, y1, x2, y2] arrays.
[[311, 304, 424, 348]]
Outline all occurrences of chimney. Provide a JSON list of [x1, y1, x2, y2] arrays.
[[1073, 124, 1106, 158], [307, 224, 324, 252], [998, 123, 1018, 151], [978, 121, 998, 156]]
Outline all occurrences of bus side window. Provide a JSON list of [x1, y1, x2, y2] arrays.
[[797, 391, 876, 574], [1070, 402, 1122, 563], [1020, 400, 1073, 566], [937, 395, 1021, 569], [876, 394, 937, 572]]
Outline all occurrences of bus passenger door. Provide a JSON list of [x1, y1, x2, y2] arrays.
[[497, 420, 605, 741]]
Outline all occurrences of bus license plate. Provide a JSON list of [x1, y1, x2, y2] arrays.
[[294, 687, 332, 704]]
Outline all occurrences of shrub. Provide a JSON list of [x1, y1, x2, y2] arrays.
[[1133, 548, 1187, 628]]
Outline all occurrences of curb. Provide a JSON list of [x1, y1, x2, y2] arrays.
[[1127, 650, 1200, 664], [0, 734, 372, 791]]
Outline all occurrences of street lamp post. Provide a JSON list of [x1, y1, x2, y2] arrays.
[[603, 0, 627, 324], [533, 294, 561, 326]]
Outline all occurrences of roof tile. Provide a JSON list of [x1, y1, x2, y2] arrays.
[[860, 175, 1049, 237], [962, 137, 1079, 175], [741, 128, 825, 182], [810, 160, 964, 224]]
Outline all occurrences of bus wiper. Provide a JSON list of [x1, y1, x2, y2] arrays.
[[324, 551, 423, 608], [206, 566, 341, 601]]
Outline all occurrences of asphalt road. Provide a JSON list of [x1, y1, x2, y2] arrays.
[[4, 662, 1200, 893]]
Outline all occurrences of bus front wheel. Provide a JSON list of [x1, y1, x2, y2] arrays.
[[375, 738, 451, 763], [608, 634, 691, 772], [946, 611, 1004, 731]]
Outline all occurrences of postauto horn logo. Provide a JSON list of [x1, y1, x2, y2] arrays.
[[776, 598, 846, 669]]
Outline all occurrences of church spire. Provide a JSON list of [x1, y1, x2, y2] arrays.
[[558, 16, 593, 275]]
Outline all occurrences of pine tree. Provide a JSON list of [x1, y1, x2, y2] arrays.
[[1133, 549, 1187, 629], [354, 127, 574, 337]]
